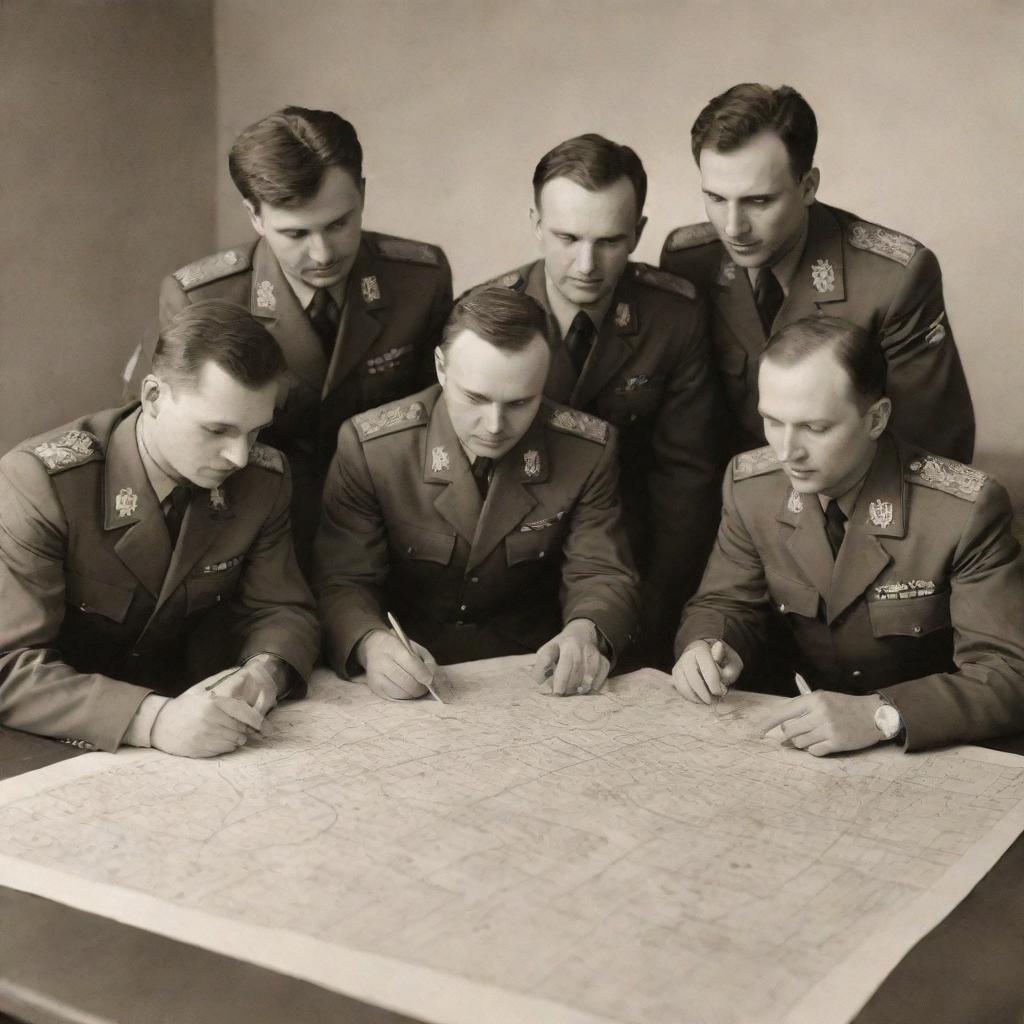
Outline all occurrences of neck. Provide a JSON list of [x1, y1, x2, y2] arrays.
[[137, 414, 186, 487]]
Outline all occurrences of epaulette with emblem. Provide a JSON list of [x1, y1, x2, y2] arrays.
[[847, 221, 919, 267], [370, 234, 442, 268], [545, 407, 609, 445], [663, 222, 719, 253], [247, 443, 285, 474], [632, 263, 696, 300], [732, 446, 782, 481], [173, 247, 250, 290], [354, 400, 428, 442], [483, 268, 526, 292], [906, 454, 987, 502], [31, 429, 103, 474]]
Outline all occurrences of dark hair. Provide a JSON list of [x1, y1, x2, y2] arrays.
[[228, 106, 363, 209], [691, 84, 818, 180], [532, 133, 647, 218], [762, 316, 886, 408], [153, 300, 286, 390], [440, 287, 548, 355]]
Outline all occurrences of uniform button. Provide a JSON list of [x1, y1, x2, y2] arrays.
[[629, 414, 638, 422], [459, 604, 467, 612], [851, 669, 862, 678], [79, 602, 88, 611], [779, 602, 786, 613], [539, 550, 546, 559], [406, 546, 415, 556], [469, 576, 479, 584], [912, 625, 921, 633], [215, 595, 221, 603]]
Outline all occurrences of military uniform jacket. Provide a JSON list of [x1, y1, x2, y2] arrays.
[[125, 231, 452, 468], [313, 386, 640, 673], [677, 435, 1024, 751], [482, 259, 723, 608], [0, 406, 320, 752], [661, 202, 975, 463]]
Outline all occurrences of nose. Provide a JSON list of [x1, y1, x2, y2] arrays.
[[484, 403, 504, 436], [777, 426, 805, 464], [307, 233, 332, 265], [724, 203, 749, 240], [222, 436, 250, 470], [575, 242, 596, 276]]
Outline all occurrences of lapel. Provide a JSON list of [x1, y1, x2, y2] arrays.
[[777, 202, 847, 323], [524, 262, 577, 403], [777, 485, 834, 605], [827, 436, 903, 623], [466, 417, 546, 570], [424, 399, 484, 546], [715, 254, 767, 356], [571, 271, 641, 408], [105, 410, 171, 599], [249, 238, 327, 389], [323, 237, 387, 396]]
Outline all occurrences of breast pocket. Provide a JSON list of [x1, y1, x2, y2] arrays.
[[867, 592, 951, 638], [390, 521, 457, 566], [185, 561, 244, 615], [65, 572, 135, 623], [506, 527, 559, 568], [765, 567, 819, 619], [607, 374, 666, 423]]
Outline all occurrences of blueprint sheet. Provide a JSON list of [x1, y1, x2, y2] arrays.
[[2, 656, 1024, 1024]]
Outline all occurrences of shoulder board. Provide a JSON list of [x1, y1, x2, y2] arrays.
[[663, 222, 719, 253], [354, 399, 429, 442], [545, 407, 609, 445], [370, 233, 443, 268], [247, 443, 285, 474], [173, 247, 250, 290], [631, 263, 696, 300], [847, 221, 919, 267], [732, 446, 782, 481], [482, 268, 527, 292], [31, 429, 104, 474], [906, 454, 986, 502]]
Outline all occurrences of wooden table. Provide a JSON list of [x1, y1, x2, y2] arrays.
[[1, 724, 1023, 1024]]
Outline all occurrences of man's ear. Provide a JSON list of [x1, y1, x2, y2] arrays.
[[631, 215, 648, 254], [244, 199, 264, 235], [140, 375, 163, 416], [867, 396, 892, 438], [434, 347, 446, 387], [802, 167, 820, 207], [530, 205, 542, 243]]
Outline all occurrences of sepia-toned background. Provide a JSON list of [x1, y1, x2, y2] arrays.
[[3, 0, 1021, 495]]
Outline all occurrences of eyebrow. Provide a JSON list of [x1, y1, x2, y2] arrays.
[[203, 419, 275, 432]]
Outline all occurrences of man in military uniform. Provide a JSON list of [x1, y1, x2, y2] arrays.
[[661, 83, 974, 463], [673, 317, 1024, 754], [473, 134, 721, 668], [313, 287, 639, 700], [1, 301, 320, 756], [123, 106, 453, 564]]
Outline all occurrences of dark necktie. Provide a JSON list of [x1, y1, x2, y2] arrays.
[[825, 499, 847, 559], [308, 288, 339, 356], [754, 268, 784, 335], [565, 311, 596, 375], [164, 485, 191, 548], [471, 456, 493, 500]]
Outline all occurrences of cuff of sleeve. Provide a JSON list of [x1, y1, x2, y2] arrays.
[[122, 694, 170, 748]]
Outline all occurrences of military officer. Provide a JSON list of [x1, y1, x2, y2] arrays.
[[313, 287, 639, 700], [1, 301, 320, 756], [661, 83, 974, 463], [123, 106, 453, 564], [673, 316, 1024, 754], [473, 133, 722, 668]]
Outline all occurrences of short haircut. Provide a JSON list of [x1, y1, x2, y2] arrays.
[[440, 287, 548, 356], [153, 300, 286, 391], [532, 133, 647, 218], [691, 84, 818, 181], [228, 106, 363, 209], [762, 316, 887, 408]]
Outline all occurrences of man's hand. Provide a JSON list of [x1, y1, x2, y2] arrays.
[[533, 619, 610, 696], [756, 692, 885, 756], [150, 677, 265, 758], [207, 655, 287, 717], [672, 639, 743, 704], [359, 629, 437, 700]]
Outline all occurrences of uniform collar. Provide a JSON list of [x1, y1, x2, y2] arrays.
[[745, 214, 808, 295], [542, 265, 616, 340], [787, 201, 847, 305]]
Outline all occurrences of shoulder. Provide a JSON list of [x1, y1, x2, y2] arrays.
[[10, 409, 123, 476], [352, 388, 434, 444], [731, 445, 784, 483], [473, 263, 533, 293], [905, 452, 989, 503], [542, 402, 611, 446], [170, 245, 252, 291], [365, 231, 448, 270], [245, 442, 287, 475], [628, 262, 697, 302], [829, 207, 923, 269], [661, 221, 720, 255]]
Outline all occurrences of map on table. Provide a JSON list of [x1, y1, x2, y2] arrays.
[[1, 656, 1024, 1024]]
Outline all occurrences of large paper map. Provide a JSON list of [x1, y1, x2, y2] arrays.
[[1, 657, 1023, 1024]]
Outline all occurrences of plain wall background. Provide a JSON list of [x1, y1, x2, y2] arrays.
[[215, 0, 1024, 492], [0, 0, 215, 451]]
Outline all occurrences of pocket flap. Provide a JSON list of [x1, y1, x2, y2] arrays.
[[505, 529, 554, 567], [765, 567, 819, 618], [390, 521, 456, 565], [867, 592, 950, 638], [66, 572, 134, 623]]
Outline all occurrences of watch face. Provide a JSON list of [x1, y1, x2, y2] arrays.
[[874, 704, 902, 740]]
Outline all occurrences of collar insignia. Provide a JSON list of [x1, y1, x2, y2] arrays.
[[869, 500, 894, 528], [431, 445, 450, 473], [209, 486, 228, 512], [524, 449, 541, 477], [256, 280, 276, 311], [614, 302, 631, 329], [810, 258, 836, 294], [787, 489, 804, 514], [361, 275, 381, 304], [115, 487, 138, 518]]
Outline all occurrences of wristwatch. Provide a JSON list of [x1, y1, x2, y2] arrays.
[[873, 700, 904, 742]]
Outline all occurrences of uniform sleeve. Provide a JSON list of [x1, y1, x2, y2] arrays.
[[0, 453, 153, 751], [675, 470, 773, 668], [879, 481, 1024, 750], [559, 431, 641, 659], [311, 422, 392, 675], [231, 460, 320, 689], [122, 275, 190, 401], [878, 247, 975, 463]]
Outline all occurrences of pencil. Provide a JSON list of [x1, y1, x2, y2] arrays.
[[794, 672, 812, 696]]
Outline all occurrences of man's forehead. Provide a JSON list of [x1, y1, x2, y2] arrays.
[[760, 351, 858, 409], [259, 167, 362, 225], [700, 133, 794, 188], [539, 175, 638, 220]]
